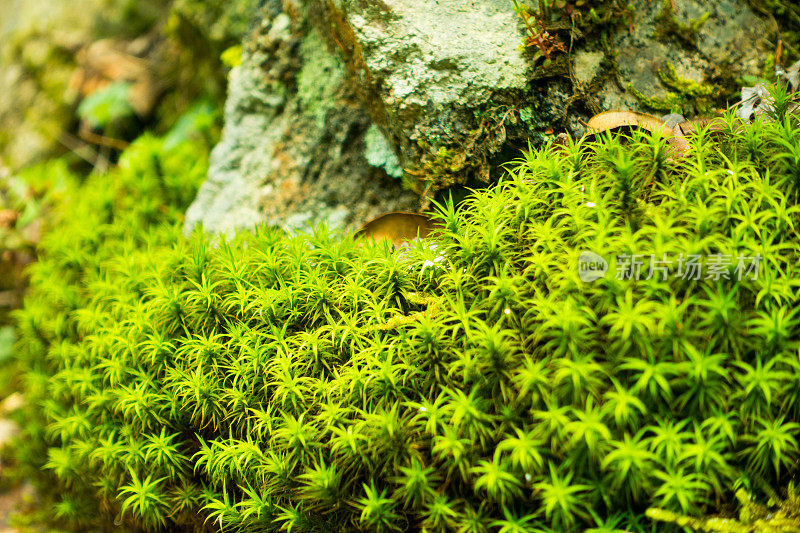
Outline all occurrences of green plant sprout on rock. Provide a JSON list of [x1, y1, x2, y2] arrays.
[[513, 0, 637, 62], [8, 85, 800, 532], [654, 0, 710, 48]]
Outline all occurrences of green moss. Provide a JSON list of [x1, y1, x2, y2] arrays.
[[411, 136, 483, 198], [11, 86, 800, 532], [407, 103, 531, 197], [657, 64, 713, 100], [653, 0, 710, 48], [626, 83, 685, 113], [648, 486, 800, 531], [628, 63, 724, 115]]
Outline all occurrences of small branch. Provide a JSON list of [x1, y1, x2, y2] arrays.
[[79, 126, 130, 152], [406, 292, 437, 307], [56, 131, 102, 166]]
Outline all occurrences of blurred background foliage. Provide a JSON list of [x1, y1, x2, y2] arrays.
[[0, 0, 257, 337], [0, 0, 258, 170]]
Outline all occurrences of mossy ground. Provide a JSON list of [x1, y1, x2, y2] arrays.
[[6, 83, 800, 531]]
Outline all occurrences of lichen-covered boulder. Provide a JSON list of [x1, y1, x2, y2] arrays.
[[186, 0, 781, 234], [591, 0, 770, 121], [312, 0, 530, 182], [185, 0, 416, 235]]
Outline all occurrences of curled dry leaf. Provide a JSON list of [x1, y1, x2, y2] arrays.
[[581, 109, 746, 161], [356, 212, 436, 248], [583, 110, 687, 159], [668, 116, 738, 158], [674, 116, 729, 136], [585, 110, 674, 138]]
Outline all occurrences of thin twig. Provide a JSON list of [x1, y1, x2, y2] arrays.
[[78, 126, 130, 152], [56, 131, 102, 166]]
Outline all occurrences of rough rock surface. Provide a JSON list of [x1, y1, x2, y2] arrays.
[[187, 0, 773, 234], [314, 0, 530, 175], [592, 0, 770, 127], [185, 1, 416, 235]]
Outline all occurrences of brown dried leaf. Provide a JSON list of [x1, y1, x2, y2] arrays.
[[585, 110, 673, 137], [357, 212, 436, 247], [674, 117, 730, 136]]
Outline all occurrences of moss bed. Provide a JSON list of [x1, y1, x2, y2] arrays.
[[8, 89, 800, 531]]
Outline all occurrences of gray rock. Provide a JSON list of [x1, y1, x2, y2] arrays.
[[188, 0, 774, 234], [184, 51, 279, 234], [573, 50, 605, 87], [310, 0, 531, 186], [185, 1, 415, 236], [334, 0, 528, 108], [596, 0, 768, 114], [364, 125, 403, 179]]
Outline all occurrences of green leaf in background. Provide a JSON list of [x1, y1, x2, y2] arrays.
[[77, 81, 136, 129], [162, 100, 219, 150], [220, 45, 242, 68]]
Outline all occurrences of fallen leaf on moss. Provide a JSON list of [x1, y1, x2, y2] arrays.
[[585, 110, 673, 137], [581, 111, 739, 161], [583, 110, 685, 159], [357, 212, 436, 247], [674, 116, 729, 135], [669, 117, 741, 159]]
